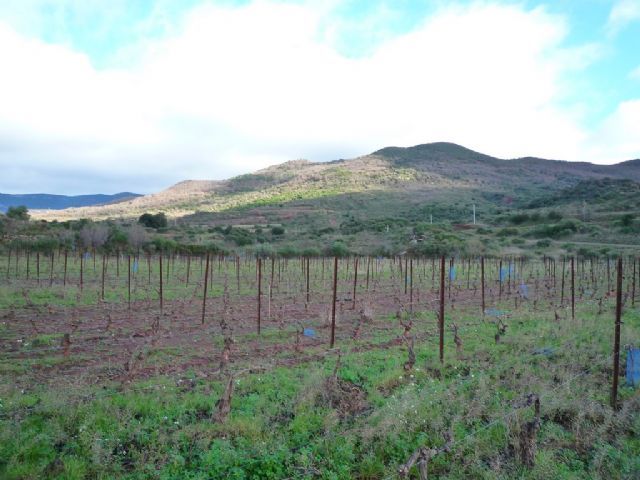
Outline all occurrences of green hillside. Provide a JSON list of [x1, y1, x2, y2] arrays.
[[25, 143, 640, 257]]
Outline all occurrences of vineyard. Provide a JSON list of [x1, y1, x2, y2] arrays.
[[1, 251, 639, 479]]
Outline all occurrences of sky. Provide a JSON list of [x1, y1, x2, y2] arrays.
[[0, 0, 639, 195]]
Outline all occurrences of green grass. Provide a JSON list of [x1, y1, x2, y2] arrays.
[[1, 296, 639, 478]]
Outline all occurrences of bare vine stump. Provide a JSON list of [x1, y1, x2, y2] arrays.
[[214, 376, 234, 423], [61, 333, 71, 357], [518, 396, 541, 468], [403, 336, 416, 371]]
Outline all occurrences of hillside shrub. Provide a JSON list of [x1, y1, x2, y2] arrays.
[[531, 220, 579, 239], [324, 241, 350, 257], [496, 227, 518, 237], [138, 212, 167, 229], [509, 213, 529, 225]]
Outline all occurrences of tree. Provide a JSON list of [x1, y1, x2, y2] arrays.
[[619, 213, 635, 227], [138, 212, 168, 229], [6, 205, 29, 221], [126, 224, 148, 252], [79, 224, 109, 251]]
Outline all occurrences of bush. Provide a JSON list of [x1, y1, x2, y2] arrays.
[[547, 210, 562, 221], [496, 227, 518, 237], [6, 205, 29, 220], [509, 213, 529, 225], [138, 212, 168, 229], [532, 220, 579, 239], [228, 228, 254, 246], [271, 226, 285, 235], [536, 239, 551, 248], [619, 213, 635, 227], [324, 241, 350, 257], [577, 247, 597, 258], [277, 245, 301, 258]]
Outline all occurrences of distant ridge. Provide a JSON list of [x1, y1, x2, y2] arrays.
[[28, 142, 640, 221], [0, 192, 141, 213]]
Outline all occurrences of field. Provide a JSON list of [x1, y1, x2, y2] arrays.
[[1, 252, 639, 479]]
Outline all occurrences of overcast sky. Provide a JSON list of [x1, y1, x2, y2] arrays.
[[0, 0, 639, 195]]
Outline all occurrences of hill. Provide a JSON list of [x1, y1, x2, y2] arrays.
[[30, 142, 640, 222], [0, 192, 141, 213], [26, 142, 640, 257]]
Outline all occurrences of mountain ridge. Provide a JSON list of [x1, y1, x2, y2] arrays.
[[0, 192, 141, 213], [28, 142, 640, 221]]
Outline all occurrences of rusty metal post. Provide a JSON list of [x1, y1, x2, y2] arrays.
[[201, 252, 210, 324], [306, 256, 311, 305], [409, 258, 414, 312], [352, 256, 359, 309], [571, 257, 575, 320], [257, 257, 262, 335], [439, 255, 445, 363], [611, 257, 623, 409], [159, 255, 164, 312], [330, 256, 338, 348], [128, 255, 131, 310], [632, 257, 636, 308], [481, 256, 485, 317]]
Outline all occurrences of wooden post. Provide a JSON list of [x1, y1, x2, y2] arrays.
[[270, 256, 275, 299], [49, 252, 54, 286], [330, 256, 338, 348], [560, 257, 565, 306], [352, 257, 359, 309], [159, 255, 164, 313], [611, 257, 623, 409], [201, 252, 210, 324], [366, 256, 371, 291], [439, 255, 445, 363], [236, 255, 240, 293], [306, 256, 311, 306], [79, 252, 84, 290], [186, 255, 191, 285], [632, 257, 636, 308], [63, 250, 68, 287], [481, 256, 485, 316], [571, 257, 575, 320], [257, 257, 262, 335], [128, 255, 132, 310], [404, 256, 408, 294], [409, 258, 414, 312], [101, 254, 106, 300]]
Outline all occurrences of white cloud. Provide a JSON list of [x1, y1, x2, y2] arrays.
[[0, 1, 637, 194], [583, 100, 640, 162], [606, 0, 640, 34]]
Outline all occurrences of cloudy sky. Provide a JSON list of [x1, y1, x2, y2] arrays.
[[0, 0, 639, 195]]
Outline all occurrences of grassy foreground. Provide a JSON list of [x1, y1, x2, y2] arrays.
[[1, 295, 639, 480]]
